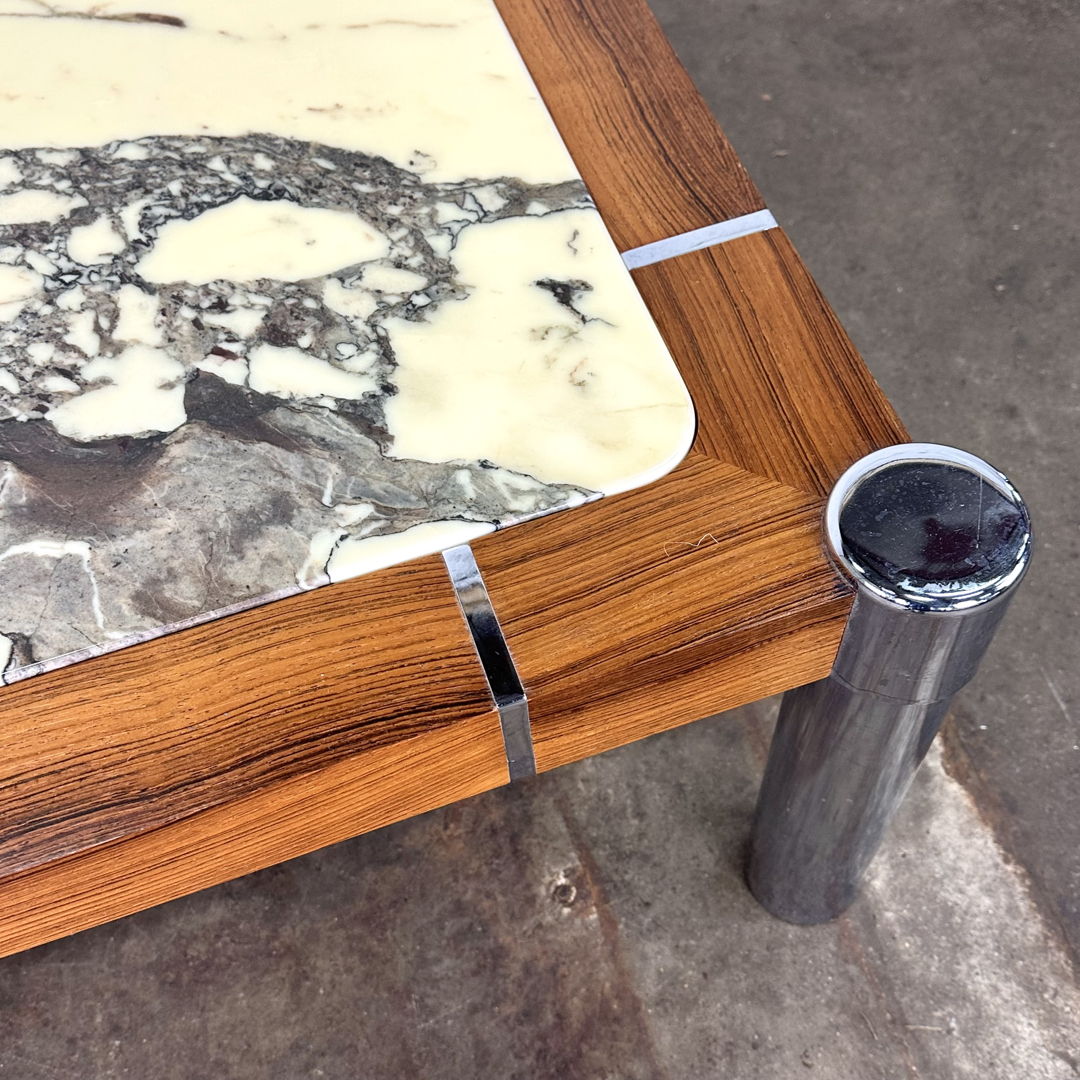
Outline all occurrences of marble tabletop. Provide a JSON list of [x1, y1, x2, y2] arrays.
[[0, 0, 694, 684]]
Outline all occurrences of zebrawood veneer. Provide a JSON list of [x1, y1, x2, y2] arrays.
[[634, 229, 907, 496], [0, 558, 500, 880], [0, 710, 505, 958]]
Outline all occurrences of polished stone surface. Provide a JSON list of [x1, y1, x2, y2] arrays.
[[0, 0, 1078, 1075], [840, 461, 1028, 590], [0, 0, 693, 682]]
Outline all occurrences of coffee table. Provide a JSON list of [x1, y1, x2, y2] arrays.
[[0, 0, 914, 955]]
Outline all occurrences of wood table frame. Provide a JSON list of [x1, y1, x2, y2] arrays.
[[0, 0, 909, 956]]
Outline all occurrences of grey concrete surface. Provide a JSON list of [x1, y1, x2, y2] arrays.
[[650, 0, 1080, 965], [3, 0, 1080, 1076], [1, 710, 1077, 1078]]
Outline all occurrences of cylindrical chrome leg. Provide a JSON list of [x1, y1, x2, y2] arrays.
[[748, 444, 1032, 924]]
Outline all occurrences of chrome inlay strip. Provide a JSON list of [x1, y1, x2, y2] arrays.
[[442, 544, 535, 781], [620, 208, 778, 270]]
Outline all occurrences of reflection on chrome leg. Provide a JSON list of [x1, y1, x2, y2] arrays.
[[748, 444, 1032, 924]]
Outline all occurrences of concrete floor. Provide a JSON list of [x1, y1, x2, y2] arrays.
[[657, 0, 1080, 973], [2, 0, 1079, 1076]]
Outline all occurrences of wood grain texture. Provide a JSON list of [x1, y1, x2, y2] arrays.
[[494, 0, 765, 250], [0, 556, 500, 878], [472, 453, 851, 773], [636, 230, 907, 495], [471, 229, 906, 771], [0, 710, 506, 959]]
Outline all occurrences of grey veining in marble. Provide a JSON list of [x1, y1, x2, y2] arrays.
[[0, 1, 695, 683]]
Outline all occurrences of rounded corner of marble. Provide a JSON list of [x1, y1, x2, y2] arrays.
[[600, 396, 697, 500], [0, 0, 701, 683]]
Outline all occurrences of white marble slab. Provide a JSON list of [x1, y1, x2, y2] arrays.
[[0, 0, 694, 682]]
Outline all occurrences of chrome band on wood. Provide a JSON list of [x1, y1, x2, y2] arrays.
[[620, 209, 778, 270], [442, 544, 535, 781], [748, 443, 1032, 924]]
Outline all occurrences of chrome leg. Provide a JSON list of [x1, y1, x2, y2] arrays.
[[747, 444, 1032, 924]]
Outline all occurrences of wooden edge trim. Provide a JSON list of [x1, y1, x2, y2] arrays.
[[0, 709, 506, 958], [0, 555, 500, 878], [533, 603, 848, 772], [630, 229, 909, 495], [467, 453, 854, 774], [497, 0, 766, 251]]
